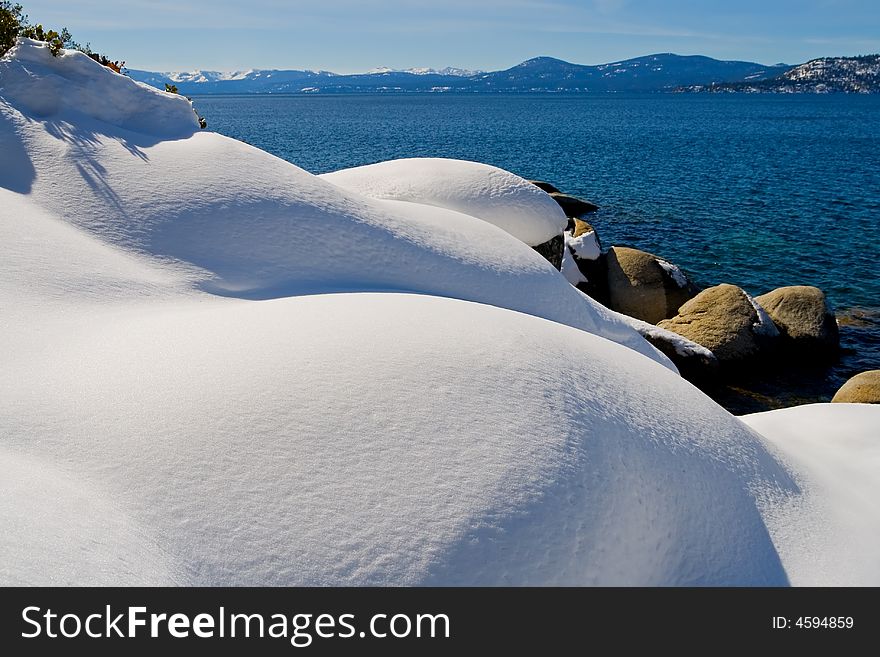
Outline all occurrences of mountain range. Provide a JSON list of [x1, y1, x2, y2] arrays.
[[127, 53, 878, 95], [677, 55, 880, 93]]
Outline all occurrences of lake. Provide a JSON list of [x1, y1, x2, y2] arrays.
[[194, 93, 880, 411]]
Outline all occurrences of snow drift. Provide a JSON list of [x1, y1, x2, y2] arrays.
[[2, 290, 799, 586], [0, 39, 668, 369], [742, 404, 880, 586], [1, 39, 876, 586], [0, 39, 200, 138], [320, 157, 568, 246]]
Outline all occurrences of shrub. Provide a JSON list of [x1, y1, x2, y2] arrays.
[[0, 1, 25, 56], [86, 50, 125, 73], [3, 2, 205, 128], [1, 2, 123, 72], [19, 23, 67, 55]]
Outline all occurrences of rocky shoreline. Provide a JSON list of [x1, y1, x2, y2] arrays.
[[528, 179, 879, 411]]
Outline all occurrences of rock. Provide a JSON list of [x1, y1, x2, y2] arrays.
[[574, 252, 609, 305], [528, 180, 561, 194], [605, 246, 698, 324], [755, 285, 839, 354], [625, 317, 721, 383], [571, 218, 595, 239], [549, 192, 598, 217], [566, 225, 601, 262], [658, 284, 779, 363], [561, 221, 607, 301], [532, 234, 564, 270], [832, 371, 880, 404]]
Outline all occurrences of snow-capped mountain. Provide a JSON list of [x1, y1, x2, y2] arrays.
[[125, 53, 880, 95], [365, 66, 479, 76], [678, 55, 880, 93]]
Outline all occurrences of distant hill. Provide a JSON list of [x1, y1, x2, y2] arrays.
[[471, 54, 786, 92], [127, 53, 789, 95], [677, 55, 880, 93]]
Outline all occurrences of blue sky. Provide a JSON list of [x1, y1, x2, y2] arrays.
[[20, 1, 880, 72]]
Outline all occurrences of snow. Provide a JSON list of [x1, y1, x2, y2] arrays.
[[656, 258, 689, 288], [320, 158, 568, 246], [742, 404, 880, 586], [0, 39, 200, 138], [561, 245, 587, 285], [614, 311, 717, 360], [1, 287, 797, 585], [565, 228, 601, 261], [748, 293, 781, 337], [1, 39, 877, 587], [0, 449, 181, 585], [0, 40, 669, 368]]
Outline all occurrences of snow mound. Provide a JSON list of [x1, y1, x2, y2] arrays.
[[742, 403, 880, 586], [0, 449, 180, 585], [0, 76, 669, 369], [1, 293, 796, 585], [0, 41, 824, 585], [320, 158, 568, 246], [0, 39, 200, 138]]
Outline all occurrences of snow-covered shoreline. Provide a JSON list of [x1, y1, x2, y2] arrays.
[[2, 39, 877, 587]]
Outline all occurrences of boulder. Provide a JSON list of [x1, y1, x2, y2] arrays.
[[574, 252, 609, 305], [832, 371, 880, 404], [561, 221, 607, 302], [532, 234, 564, 270], [605, 246, 698, 324], [754, 285, 839, 353], [658, 284, 779, 364], [566, 223, 601, 262], [549, 192, 598, 217], [528, 180, 561, 194], [571, 218, 596, 239], [625, 318, 721, 383]]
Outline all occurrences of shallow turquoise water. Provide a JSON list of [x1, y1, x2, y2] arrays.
[[194, 93, 880, 410]]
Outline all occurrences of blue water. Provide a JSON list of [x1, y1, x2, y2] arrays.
[[194, 93, 880, 411]]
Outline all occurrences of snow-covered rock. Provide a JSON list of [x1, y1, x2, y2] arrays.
[[320, 158, 568, 246], [1, 290, 798, 585], [0, 40, 666, 368], [742, 403, 880, 585], [613, 310, 720, 380], [561, 244, 588, 285], [0, 39, 200, 138], [0, 39, 875, 587], [566, 226, 601, 261]]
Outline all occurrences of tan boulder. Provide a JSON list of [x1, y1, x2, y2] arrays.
[[605, 246, 697, 324], [658, 284, 779, 363], [571, 219, 595, 239], [832, 371, 880, 404], [754, 285, 839, 352]]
